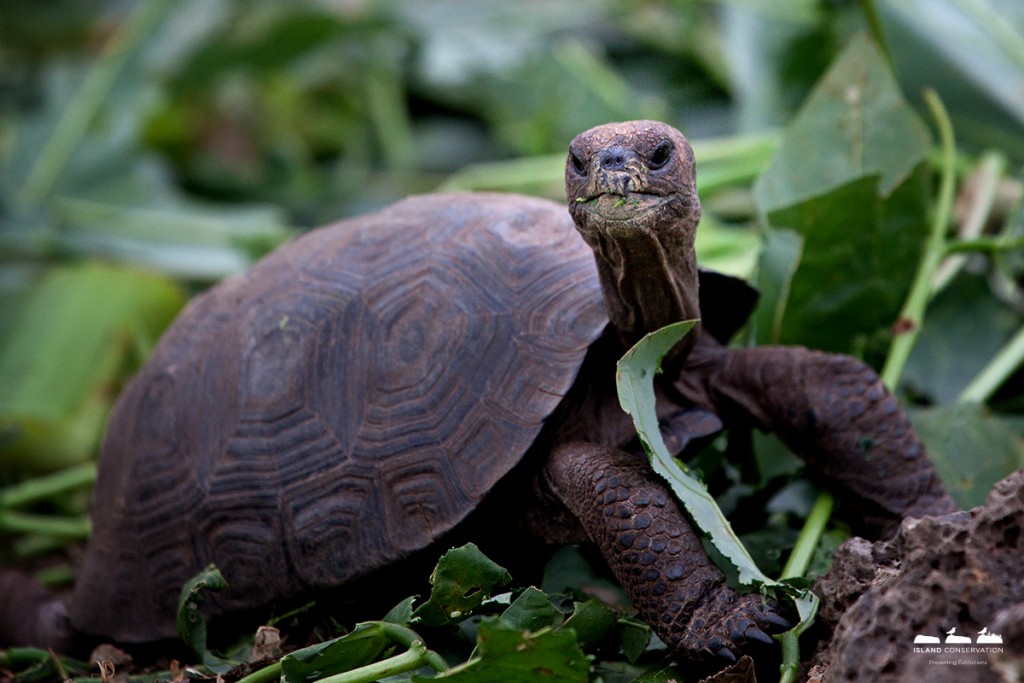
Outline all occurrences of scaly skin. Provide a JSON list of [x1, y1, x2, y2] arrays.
[[677, 336, 958, 535], [545, 443, 791, 662]]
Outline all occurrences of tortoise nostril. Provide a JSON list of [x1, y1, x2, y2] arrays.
[[599, 147, 629, 171]]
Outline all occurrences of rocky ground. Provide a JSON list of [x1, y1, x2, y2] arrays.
[[809, 469, 1024, 683]]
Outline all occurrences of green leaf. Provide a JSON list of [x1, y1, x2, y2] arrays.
[[559, 599, 616, 651], [279, 623, 390, 683], [754, 33, 931, 211], [752, 228, 804, 345], [0, 262, 185, 472], [176, 564, 228, 660], [541, 546, 627, 608], [278, 620, 446, 683], [416, 619, 588, 682], [617, 617, 652, 664], [615, 321, 819, 648], [616, 320, 769, 585], [910, 403, 1024, 509], [750, 34, 934, 356], [500, 587, 562, 633], [902, 273, 1024, 405], [758, 168, 930, 354], [412, 543, 512, 626], [383, 595, 418, 625]]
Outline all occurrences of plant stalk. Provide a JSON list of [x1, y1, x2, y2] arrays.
[[20, 0, 173, 209], [778, 630, 802, 683], [0, 510, 91, 539], [933, 151, 1006, 291], [945, 236, 1024, 254], [233, 661, 281, 683], [0, 463, 97, 509], [780, 491, 835, 580], [880, 89, 956, 390], [958, 325, 1024, 404], [318, 641, 430, 683], [774, 491, 832, 683]]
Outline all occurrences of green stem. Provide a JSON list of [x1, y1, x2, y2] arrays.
[[777, 630, 802, 683], [0, 463, 97, 509], [377, 623, 448, 673], [0, 510, 91, 539], [19, 0, 174, 209], [774, 492, 832, 683], [945, 236, 1024, 254], [365, 61, 416, 171], [779, 491, 835, 580], [934, 151, 1006, 291], [319, 641, 430, 683], [233, 661, 282, 683], [35, 563, 76, 589], [880, 89, 956, 390], [958, 325, 1024, 404]]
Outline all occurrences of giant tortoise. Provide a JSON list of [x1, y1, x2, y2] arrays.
[[0, 120, 956, 662]]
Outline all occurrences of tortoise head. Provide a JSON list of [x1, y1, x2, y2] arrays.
[[564, 120, 702, 355], [565, 120, 701, 248]]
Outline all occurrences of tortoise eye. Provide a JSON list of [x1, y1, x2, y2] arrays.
[[649, 140, 673, 170], [569, 150, 588, 176]]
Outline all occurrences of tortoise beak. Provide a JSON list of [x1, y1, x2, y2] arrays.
[[583, 146, 648, 199]]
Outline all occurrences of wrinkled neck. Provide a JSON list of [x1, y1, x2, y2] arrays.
[[592, 227, 700, 357]]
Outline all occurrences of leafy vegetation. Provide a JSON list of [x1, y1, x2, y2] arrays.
[[1, 0, 1022, 681]]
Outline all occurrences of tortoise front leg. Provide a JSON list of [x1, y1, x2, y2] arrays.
[[680, 336, 958, 535], [544, 442, 789, 662]]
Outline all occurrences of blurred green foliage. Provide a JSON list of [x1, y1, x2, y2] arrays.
[[0, 0, 1022, 680]]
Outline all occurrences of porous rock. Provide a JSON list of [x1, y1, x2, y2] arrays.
[[813, 469, 1024, 682]]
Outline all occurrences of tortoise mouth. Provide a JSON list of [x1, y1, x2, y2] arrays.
[[574, 191, 674, 224]]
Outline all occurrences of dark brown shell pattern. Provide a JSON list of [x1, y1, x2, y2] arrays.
[[71, 192, 608, 642]]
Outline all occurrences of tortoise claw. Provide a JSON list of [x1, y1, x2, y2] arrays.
[[681, 593, 793, 662], [741, 625, 774, 645], [762, 609, 793, 631], [715, 646, 738, 663]]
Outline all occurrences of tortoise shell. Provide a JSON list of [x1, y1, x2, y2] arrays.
[[72, 192, 609, 642]]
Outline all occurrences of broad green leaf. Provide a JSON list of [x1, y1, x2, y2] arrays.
[[412, 543, 512, 626], [559, 599, 616, 650], [617, 617, 652, 664], [754, 33, 931, 211], [0, 262, 185, 472], [759, 168, 930, 354], [500, 587, 562, 633], [902, 273, 1024, 405], [176, 564, 228, 660], [750, 34, 933, 356], [752, 228, 804, 344], [416, 619, 588, 683], [910, 403, 1024, 508]]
